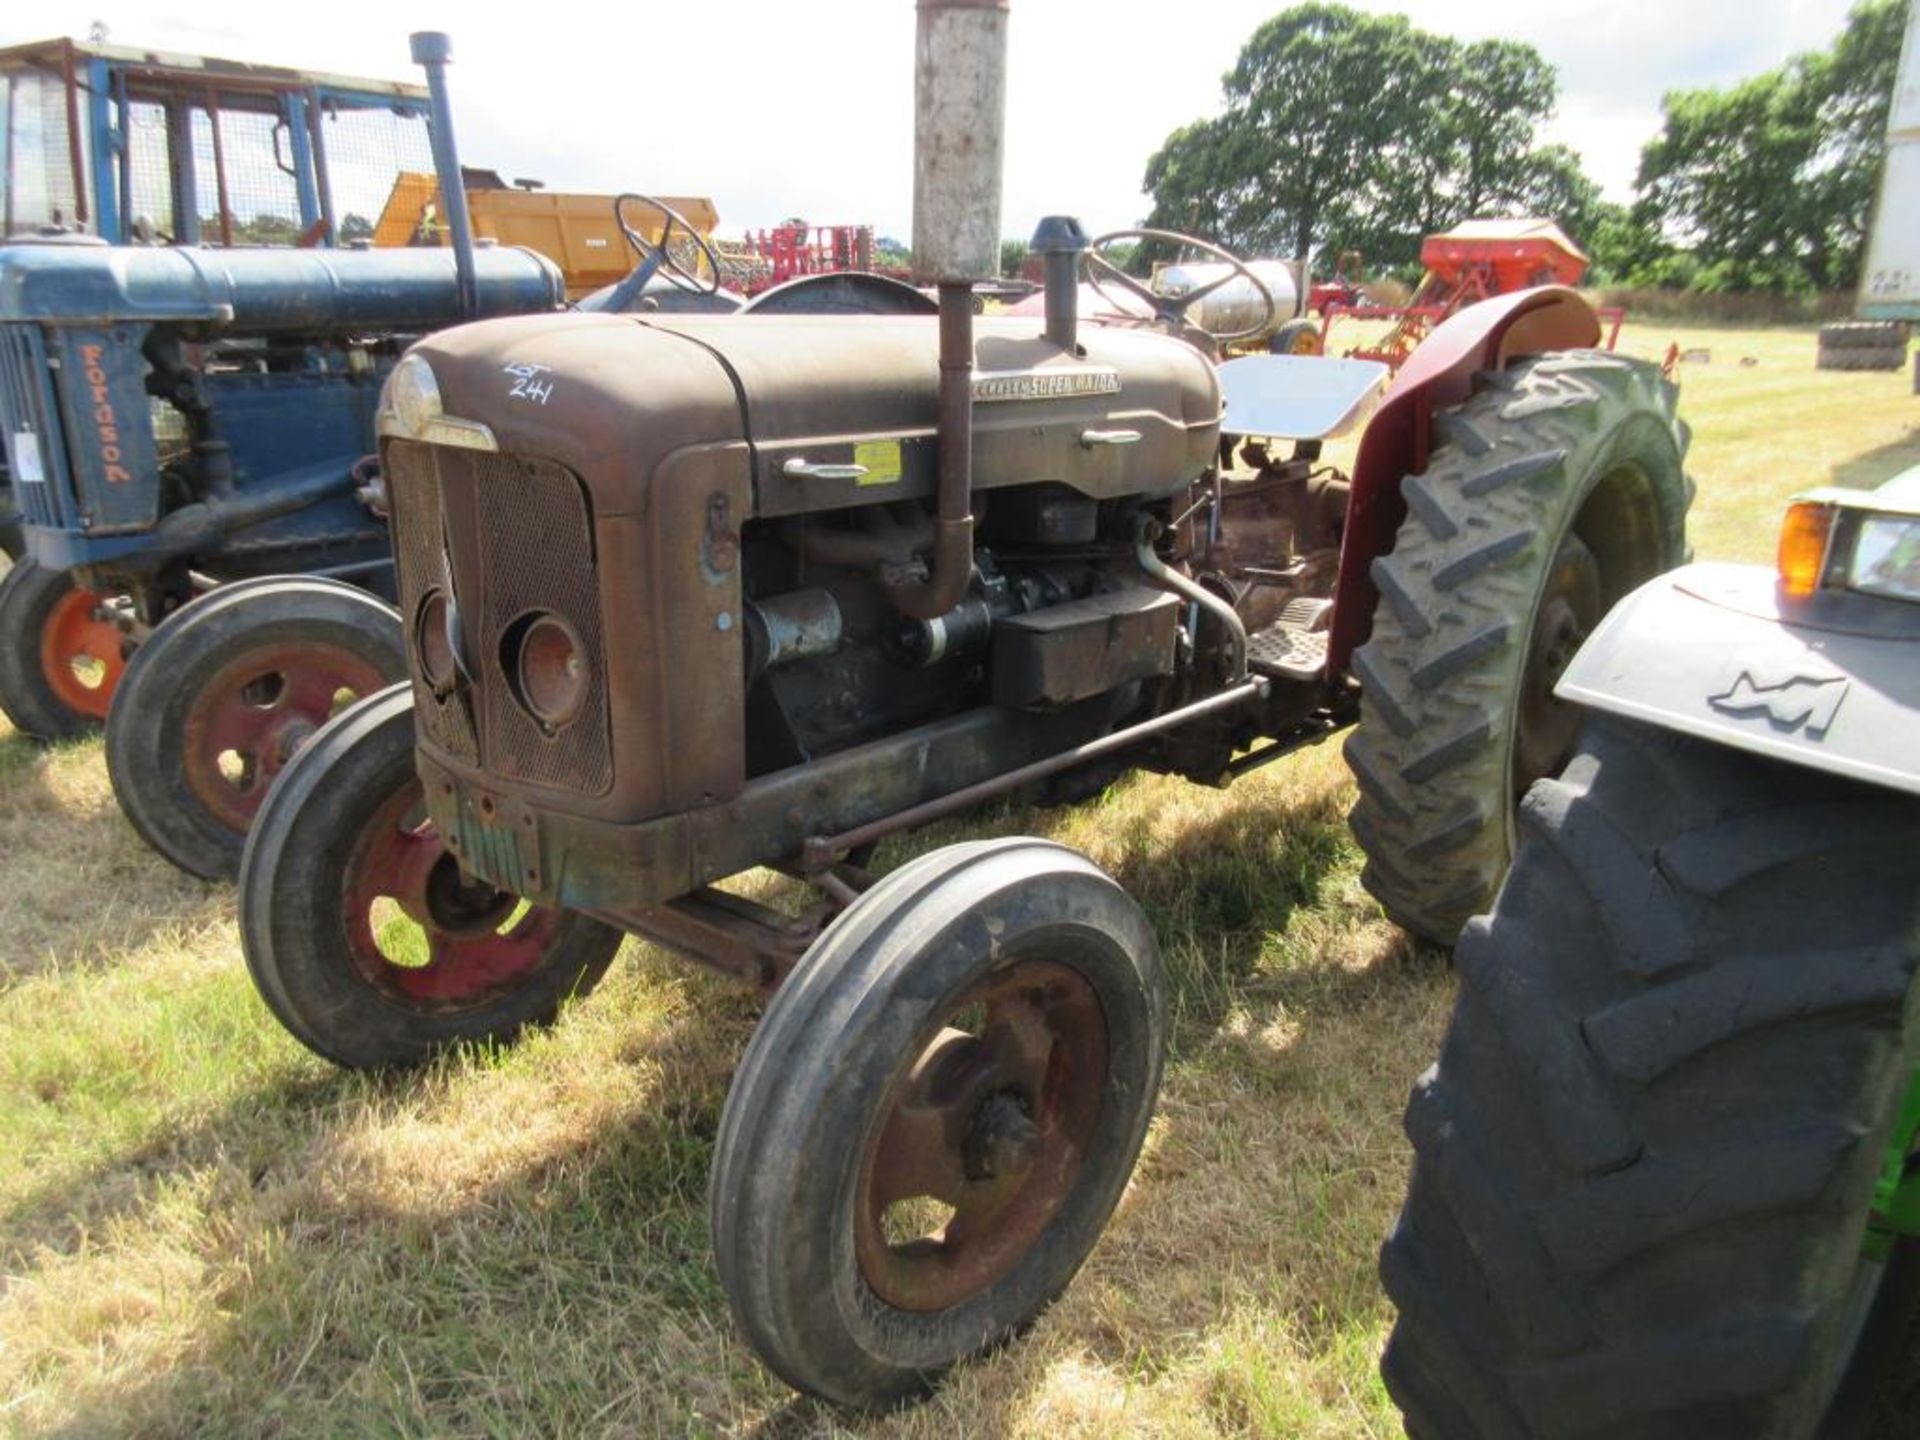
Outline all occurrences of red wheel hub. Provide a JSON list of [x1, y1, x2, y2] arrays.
[[39, 585, 127, 720], [855, 958, 1109, 1312], [182, 641, 388, 831], [343, 781, 563, 1009]]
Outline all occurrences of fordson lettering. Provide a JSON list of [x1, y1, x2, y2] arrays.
[[971, 366, 1122, 403], [80, 343, 134, 483]]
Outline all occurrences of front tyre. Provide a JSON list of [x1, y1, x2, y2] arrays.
[[0, 558, 131, 740], [237, 685, 623, 1070], [1345, 351, 1691, 944], [710, 838, 1168, 1410], [106, 575, 406, 880], [1380, 715, 1920, 1439]]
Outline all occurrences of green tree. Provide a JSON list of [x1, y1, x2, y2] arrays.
[[1635, 0, 1904, 292], [1142, 4, 1594, 272]]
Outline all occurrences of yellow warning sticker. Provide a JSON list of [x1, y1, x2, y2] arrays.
[[853, 439, 904, 486]]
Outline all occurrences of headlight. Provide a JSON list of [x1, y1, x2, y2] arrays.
[[378, 352, 498, 452], [414, 589, 458, 694], [1849, 514, 1920, 604], [507, 612, 589, 728], [385, 353, 443, 436]]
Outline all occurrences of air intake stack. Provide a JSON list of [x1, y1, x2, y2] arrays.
[[902, 0, 1010, 621]]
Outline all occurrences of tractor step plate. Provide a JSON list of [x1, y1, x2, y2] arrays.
[[1247, 618, 1329, 681]]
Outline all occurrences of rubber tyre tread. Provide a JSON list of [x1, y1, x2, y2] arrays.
[[1344, 350, 1690, 944], [236, 684, 622, 1069], [1818, 321, 1908, 350], [1816, 346, 1907, 373], [710, 837, 1168, 1410], [0, 558, 116, 741], [106, 575, 407, 880], [1380, 714, 1920, 1440]]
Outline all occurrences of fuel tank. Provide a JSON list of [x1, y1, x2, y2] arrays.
[[0, 241, 566, 332]]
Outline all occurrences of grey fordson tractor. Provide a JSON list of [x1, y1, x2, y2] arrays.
[[1379, 474, 1920, 1439], [237, 0, 1691, 1409]]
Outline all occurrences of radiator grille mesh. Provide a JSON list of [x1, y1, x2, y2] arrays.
[[385, 440, 478, 763], [472, 453, 612, 795], [386, 441, 611, 795]]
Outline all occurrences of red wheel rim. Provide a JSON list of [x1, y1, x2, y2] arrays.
[[182, 641, 389, 832], [342, 780, 564, 1010], [40, 586, 127, 720], [854, 957, 1108, 1313]]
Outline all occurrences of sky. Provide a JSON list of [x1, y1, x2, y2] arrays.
[[0, 0, 1871, 243]]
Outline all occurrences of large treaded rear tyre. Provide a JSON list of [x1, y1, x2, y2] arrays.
[[106, 575, 405, 881], [1344, 353, 1689, 948], [1819, 321, 1909, 350], [1817, 346, 1907, 373], [1345, 351, 1690, 945], [1380, 715, 1920, 1440]]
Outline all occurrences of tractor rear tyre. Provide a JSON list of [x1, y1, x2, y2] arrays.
[[106, 575, 406, 880], [711, 838, 1167, 1409], [0, 558, 131, 741], [237, 685, 623, 1069], [1344, 351, 1690, 945], [1819, 320, 1909, 350], [1380, 714, 1920, 1440], [1817, 346, 1908, 374]]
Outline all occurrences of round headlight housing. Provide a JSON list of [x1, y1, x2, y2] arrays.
[[509, 612, 588, 728]]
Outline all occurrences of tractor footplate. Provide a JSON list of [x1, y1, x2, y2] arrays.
[[1246, 600, 1331, 681]]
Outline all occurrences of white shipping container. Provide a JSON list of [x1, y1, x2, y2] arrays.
[[1861, 0, 1920, 320]]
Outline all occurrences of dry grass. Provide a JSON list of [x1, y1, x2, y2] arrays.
[[1, 319, 1914, 1439]]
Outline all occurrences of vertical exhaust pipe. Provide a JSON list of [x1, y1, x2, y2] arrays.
[[410, 31, 479, 319], [898, 0, 1010, 623]]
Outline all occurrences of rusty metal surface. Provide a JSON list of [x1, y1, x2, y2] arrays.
[[855, 955, 1105, 1312], [469, 452, 612, 795]]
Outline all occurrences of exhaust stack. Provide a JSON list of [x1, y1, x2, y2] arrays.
[[902, 0, 1009, 622], [410, 32, 479, 319]]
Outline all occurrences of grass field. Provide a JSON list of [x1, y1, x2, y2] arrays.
[[2, 323, 1916, 1439]]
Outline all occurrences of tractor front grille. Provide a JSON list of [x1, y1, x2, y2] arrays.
[[386, 440, 612, 797], [386, 440, 480, 765], [0, 324, 78, 529]]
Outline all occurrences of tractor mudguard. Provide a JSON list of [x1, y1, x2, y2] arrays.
[[1556, 560, 1920, 797], [1328, 284, 1602, 676]]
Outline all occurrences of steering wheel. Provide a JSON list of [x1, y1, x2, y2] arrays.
[[1084, 228, 1277, 344], [610, 192, 724, 300]]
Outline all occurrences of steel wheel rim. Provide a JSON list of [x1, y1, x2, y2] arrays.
[[40, 585, 126, 719], [854, 955, 1109, 1313], [1513, 531, 1602, 798], [182, 640, 389, 831], [342, 780, 564, 1011]]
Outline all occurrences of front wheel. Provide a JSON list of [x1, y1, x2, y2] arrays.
[[710, 838, 1168, 1409], [106, 575, 406, 880], [0, 558, 131, 739], [1380, 715, 1920, 1439], [237, 685, 624, 1069]]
